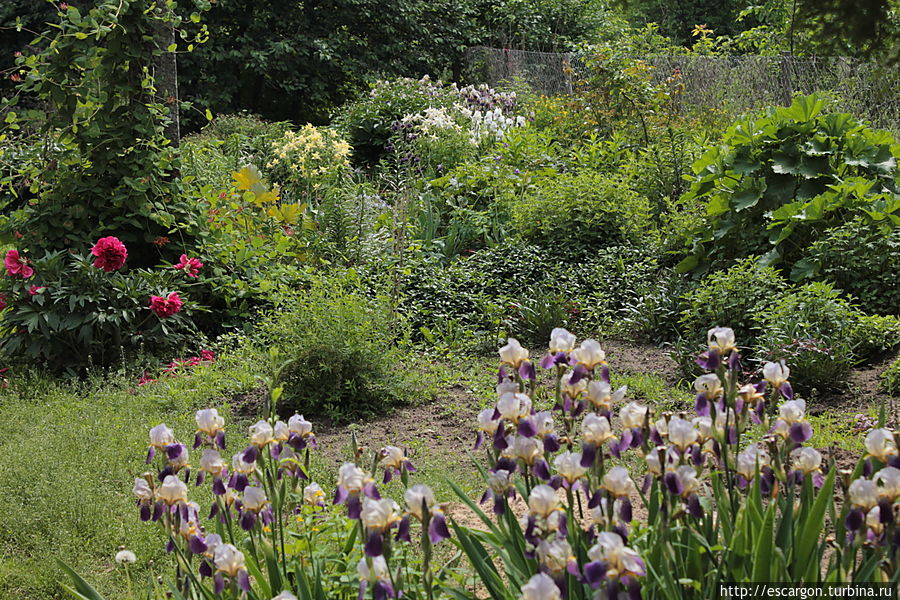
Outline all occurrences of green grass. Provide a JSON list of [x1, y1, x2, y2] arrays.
[[0, 359, 258, 600]]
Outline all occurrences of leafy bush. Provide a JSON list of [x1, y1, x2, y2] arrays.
[[508, 170, 654, 254], [850, 314, 900, 361], [398, 243, 660, 350], [0, 240, 202, 372], [254, 275, 427, 421], [678, 94, 900, 275], [881, 356, 900, 396], [753, 282, 860, 393], [678, 258, 785, 349], [803, 217, 900, 315], [180, 113, 294, 190]]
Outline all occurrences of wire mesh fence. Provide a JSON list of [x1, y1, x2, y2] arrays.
[[466, 46, 900, 131]]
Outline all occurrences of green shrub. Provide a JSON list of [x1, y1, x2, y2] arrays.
[[850, 314, 900, 360], [254, 274, 428, 421], [803, 217, 900, 315], [678, 94, 900, 275], [678, 257, 786, 349], [180, 113, 295, 190], [508, 170, 654, 254], [881, 356, 900, 396], [753, 282, 859, 393]]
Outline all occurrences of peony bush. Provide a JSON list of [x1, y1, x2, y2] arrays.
[[61, 325, 899, 599], [0, 237, 203, 371]]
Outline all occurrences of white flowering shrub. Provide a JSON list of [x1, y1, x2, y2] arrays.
[[61, 326, 899, 600]]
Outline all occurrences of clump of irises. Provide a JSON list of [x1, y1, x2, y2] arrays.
[[468, 327, 899, 600], [135, 400, 451, 599]]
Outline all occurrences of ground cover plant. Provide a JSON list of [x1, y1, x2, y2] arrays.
[[0, 1, 899, 599]]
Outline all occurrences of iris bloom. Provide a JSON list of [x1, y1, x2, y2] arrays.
[[771, 399, 812, 443], [520, 572, 562, 600], [398, 484, 451, 544], [238, 486, 273, 531], [213, 543, 251, 594], [789, 447, 824, 487], [693, 374, 723, 417], [133, 477, 155, 521], [361, 497, 401, 556], [474, 408, 500, 449], [278, 447, 309, 480], [763, 360, 793, 399], [584, 531, 645, 590], [613, 402, 647, 456], [303, 482, 326, 507], [571, 339, 606, 370], [194, 409, 225, 450], [874, 466, 900, 502], [481, 468, 516, 515], [228, 452, 255, 491], [537, 538, 579, 578], [845, 478, 880, 532], [147, 424, 175, 463], [534, 410, 560, 452], [601, 466, 637, 521], [497, 392, 533, 425], [524, 485, 566, 545], [243, 420, 275, 462], [197, 449, 227, 492], [334, 462, 379, 519], [499, 338, 534, 379], [667, 416, 699, 452], [540, 328, 576, 369], [560, 371, 587, 399], [864, 428, 898, 464], [287, 414, 317, 450], [663, 466, 704, 518], [553, 452, 588, 487], [736, 444, 772, 492], [503, 435, 550, 479], [580, 413, 617, 467], [585, 381, 626, 417], [698, 326, 737, 370], [379, 446, 415, 483], [357, 555, 395, 600]]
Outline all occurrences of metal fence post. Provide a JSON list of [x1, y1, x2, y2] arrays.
[[779, 51, 794, 106]]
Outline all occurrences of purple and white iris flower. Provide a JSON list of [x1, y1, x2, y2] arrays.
[[613, 402, 648, 457], [789, 447, 824, 487], [228, 452, 256, 492], [771, 399, 812, 444], [520, 572, 562, 600], [194, 409, 225, 450], [600, 466, 638, 522], [693, 374, 724, 418], [499, 338, 535, 380], [583, 531, 645, 593], [147, 424, 175, 463], [697, 326, 738, 371], [540, 327, 576, 369], [237, 486, 273, 531], [864, 428, 898, 465], [378, 445, 416, 483], [580, 413, 617, 467], [474, 408, 501, 450], [845, 478, 880, 531], [197, 449, 227, 492], [762, 360, 793, 399], [585, 381, 626, 418], [553, 451, 588, 489], [133, 477, 155, 521], [277, 446, 309, 480], [287, 414, 317, 450], [357, 556, 396, 600], [523, 485, 567, 547], [334, 462, 380, 519], [397, 484, 451, 544], [303, 482, 326, 507], [663, 466, 705, 518], [212, 543, 251, 594], [481, 468, 516, 515], [361, 497, 402, 556]]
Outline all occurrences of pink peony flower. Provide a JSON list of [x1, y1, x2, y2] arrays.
[[149, 292, 182, 318], [0, 294, 6, 310], [28, 285, 44, 296], [91, 236, 128, 272], [138, 371, 156, 385], [174, 254, 203, 278], [200, 350, 216, 363], [5, 250, 33, 279]]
